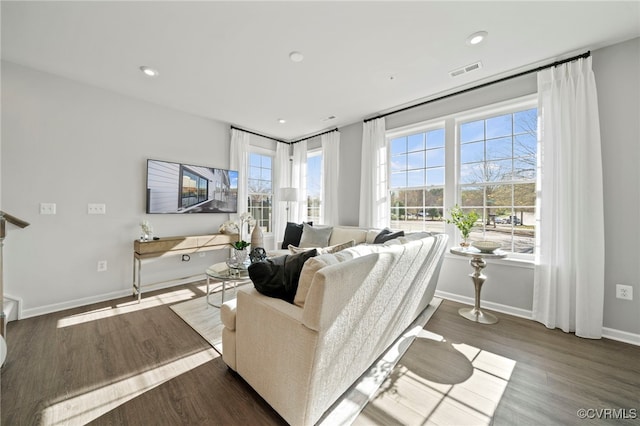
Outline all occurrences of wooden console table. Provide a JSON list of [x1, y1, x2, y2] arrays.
[[133, 233, 238, 302]]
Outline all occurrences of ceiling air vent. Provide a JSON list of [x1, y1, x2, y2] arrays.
[[449, 61, 483, 78]]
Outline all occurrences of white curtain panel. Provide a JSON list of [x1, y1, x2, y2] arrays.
[[358, 117, 388, 229], [273, 143, 291, 245], [291, 139, 308, 223], [229, 128, 250, 218], [321, 131, 340, 225], [533, 57, 605, 339]]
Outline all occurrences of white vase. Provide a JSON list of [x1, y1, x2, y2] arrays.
[[251, 224, 264, 248]]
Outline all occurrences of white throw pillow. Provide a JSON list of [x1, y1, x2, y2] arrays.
[[365, 229, 382, 244], [293, 254, 340, 307], [299, 223, 333, 248], [288, 240, 355, 255], [328, 227, 368, 246]]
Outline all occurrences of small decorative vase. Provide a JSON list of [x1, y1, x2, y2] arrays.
[[460, 238, 470, 248], [251, 224, 264, 249], [234, 248, 248, 265]]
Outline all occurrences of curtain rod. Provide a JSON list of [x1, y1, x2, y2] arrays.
[[230, 125, 287, 144], [230, 125, 339, 145], [289, 128, 340, 145], [364, 50, 591, 123]]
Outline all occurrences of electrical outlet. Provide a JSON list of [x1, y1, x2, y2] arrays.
[[198, 252, 206, 258], [97, 260, 108, 272], [616, 284, 633, 300], [88, 203, 106, 214], [40, 203, 56, 215]]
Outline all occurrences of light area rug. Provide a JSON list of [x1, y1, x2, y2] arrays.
[[171, 289, 442, 425], [169, 283, 246, 354]]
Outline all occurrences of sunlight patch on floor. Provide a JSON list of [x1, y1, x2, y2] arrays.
[[41, 348, 218, 425], [361, 329, 516, 425], [57, 288, 198, 328]]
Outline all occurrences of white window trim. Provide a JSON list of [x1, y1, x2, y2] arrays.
[[247, 146, 275, 235], [454, 95, 537, 261], [386, 94, 538, 263]]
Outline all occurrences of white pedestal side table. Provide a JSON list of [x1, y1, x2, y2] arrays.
[[450, 247, 507, 324]]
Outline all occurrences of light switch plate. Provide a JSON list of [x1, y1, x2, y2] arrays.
[[40, 203, 56, 215], [88, 203, 106, 214]]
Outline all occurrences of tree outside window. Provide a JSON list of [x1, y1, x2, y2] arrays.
[[459, 107, 537, 253]]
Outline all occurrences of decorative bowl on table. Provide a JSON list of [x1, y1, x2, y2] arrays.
[[471, 241, 501, 253]]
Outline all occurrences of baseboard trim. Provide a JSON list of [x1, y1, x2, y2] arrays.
[[435, 290, 640, 347], [602, 327, 640, 346], [435, 290, 533, 319], [20, 276, 205, 319]]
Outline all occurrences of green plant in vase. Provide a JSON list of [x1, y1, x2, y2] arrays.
[[446, 204, 479, 247], [230, 240, 251, 265], [229, 240, 250, 251]]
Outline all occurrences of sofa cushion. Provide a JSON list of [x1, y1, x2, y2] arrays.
[[281, 221, 312, 249], [399, 231, 434, 243], [328, 227, 368, 246], [293, 252, 349, 308], [248, 249, 318, 303], [365, 229, 382, 244], [288, 239, 355, 255], [373, 228, 405, 244], [299, 223, 333, 248]]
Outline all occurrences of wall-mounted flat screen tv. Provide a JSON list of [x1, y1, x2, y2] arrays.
[[146, 159, 238, 214]]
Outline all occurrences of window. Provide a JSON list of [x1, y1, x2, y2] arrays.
[[459, 106, 537, 254], [307, 151, 322, 223], [389, 126, 446, 234], [387, 96, 537, 256], [248, 152, 273, 233], [180, 167, 209, 209]]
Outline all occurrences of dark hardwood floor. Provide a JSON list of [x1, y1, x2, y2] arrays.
[[2, 283, 639, 425]]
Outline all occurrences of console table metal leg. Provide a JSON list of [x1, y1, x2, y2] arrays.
[[458, 256, 498, 324], [133, 256, 142, 303]]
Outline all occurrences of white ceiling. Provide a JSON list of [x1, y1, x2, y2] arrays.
[[2, 1, 639, 141]]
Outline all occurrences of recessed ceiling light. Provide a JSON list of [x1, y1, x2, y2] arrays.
[[139, 66, 159, 77], [466, 31, 488, 46], [289, 51, 304, 63], [278, 118, 287, 124]]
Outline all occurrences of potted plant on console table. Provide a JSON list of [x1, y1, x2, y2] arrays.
[[446, 204, 479, 247]]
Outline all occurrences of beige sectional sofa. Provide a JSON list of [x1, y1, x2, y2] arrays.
[[220, 229, 448, 425]]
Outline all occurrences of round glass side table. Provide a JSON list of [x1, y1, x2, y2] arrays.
[[205, 264, 250, 308], [449, 247, 507, 324]]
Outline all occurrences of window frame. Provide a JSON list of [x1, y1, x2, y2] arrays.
[[247, 146, 274, 234], [387, 120, 447, 234], [386, 94, 538, 261], [306, 148, 323, 224], [454, 95, 537, 260]]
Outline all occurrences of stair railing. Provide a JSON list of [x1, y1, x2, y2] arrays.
[[1, 211, 30, 338]]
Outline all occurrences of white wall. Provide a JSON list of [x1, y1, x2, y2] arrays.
[[593, 37, 640, 338], [336, 38, 640, 340], [1, 61, 233, 317]]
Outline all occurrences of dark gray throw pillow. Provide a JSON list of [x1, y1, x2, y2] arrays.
[[281, 221, 313, 249], [373, 228, 405, 244], [248, 249, 318, 303]]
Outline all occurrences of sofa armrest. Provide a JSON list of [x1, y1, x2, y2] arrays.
[[220, 299, 237, 330], [235, 288, 319, 425]]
